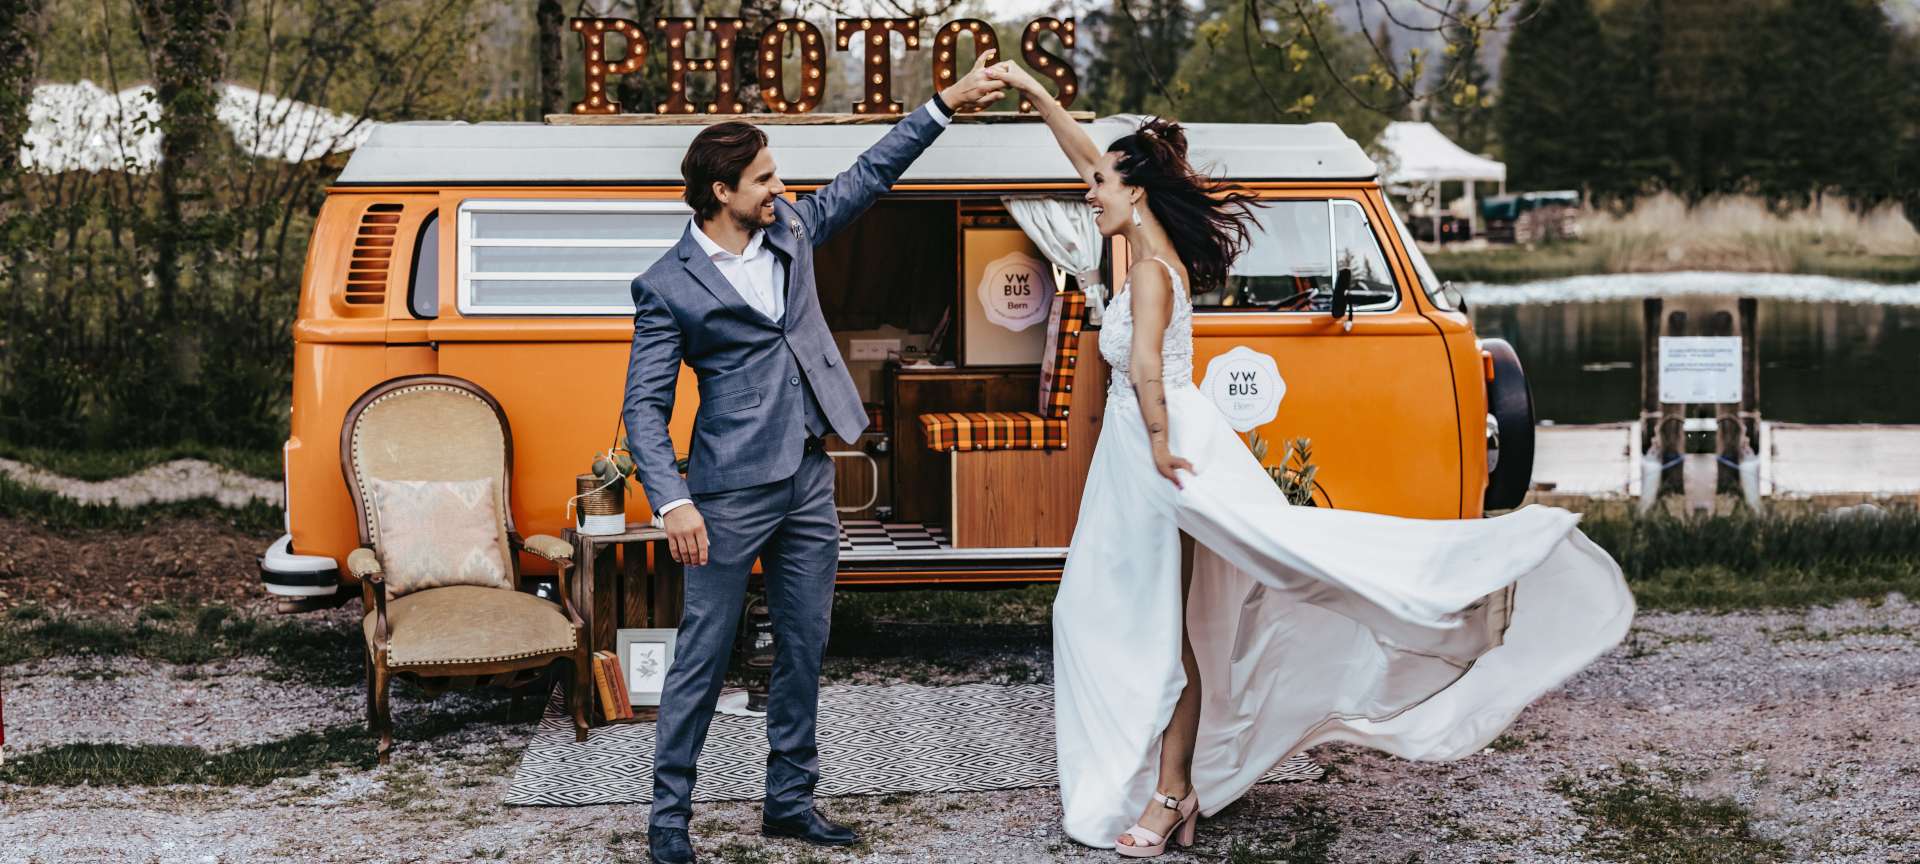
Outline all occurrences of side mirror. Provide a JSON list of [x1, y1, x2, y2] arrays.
[[1330, 267, 1354, 322]]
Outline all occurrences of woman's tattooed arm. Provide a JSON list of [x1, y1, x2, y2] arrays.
[[1124, 261, 1192, 486]]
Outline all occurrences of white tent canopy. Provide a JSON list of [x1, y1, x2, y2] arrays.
[[1376, 121, 1506, 185], [1375, 121, 1505, 236]]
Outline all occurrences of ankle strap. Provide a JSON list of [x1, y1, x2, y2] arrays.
[[1154, 792, 1181, 809]]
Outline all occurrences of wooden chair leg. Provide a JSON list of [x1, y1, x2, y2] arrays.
[[364, 651, 377, 727], [372, 662, 394, 764], [569, 651, 590, 742]]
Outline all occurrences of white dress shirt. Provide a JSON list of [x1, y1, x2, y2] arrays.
[[690, 220, 785, 322], [654, 99, 952, 521]]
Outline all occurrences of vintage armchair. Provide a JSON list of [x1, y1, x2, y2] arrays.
[[341, 374, 589, 764]]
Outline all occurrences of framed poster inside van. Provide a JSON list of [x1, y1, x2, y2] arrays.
[[962, 228, 1055, 365]]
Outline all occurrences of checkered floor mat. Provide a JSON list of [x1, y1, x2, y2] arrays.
[[506, 683, 1324, 806], [839, 520, 950, 553]]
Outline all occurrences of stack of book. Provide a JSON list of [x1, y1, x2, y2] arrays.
[[591, 650, 635, 722]]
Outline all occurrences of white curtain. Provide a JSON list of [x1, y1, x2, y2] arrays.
[[1003, 197, 1108, 324]]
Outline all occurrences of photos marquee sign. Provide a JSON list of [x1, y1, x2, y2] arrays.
[[567, 14, 1077, 116]]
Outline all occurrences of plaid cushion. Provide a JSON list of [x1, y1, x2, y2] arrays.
[[919, 411, 1069, 452], [1037, 291, 1088, 419]]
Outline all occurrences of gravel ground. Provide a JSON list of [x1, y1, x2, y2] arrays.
[[6, 598, 1920, 863], [0, 458, 280, 509]]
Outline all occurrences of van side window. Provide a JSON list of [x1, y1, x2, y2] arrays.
[[1330, 200, 1399, 311], [456, 199, 693, 315], [408, 212, 439, 319], [1191, 199, 1399, 314]]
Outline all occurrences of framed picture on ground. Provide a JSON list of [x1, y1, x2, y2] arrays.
[[616, 628, 677, 707]]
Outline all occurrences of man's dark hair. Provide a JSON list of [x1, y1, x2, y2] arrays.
[[681, 122, 769, 221]]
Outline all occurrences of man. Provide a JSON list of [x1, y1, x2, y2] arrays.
[[623, 53, 1007, 864]]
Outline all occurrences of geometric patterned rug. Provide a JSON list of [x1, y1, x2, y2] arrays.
[[839, 519, 950, 554], [505, 682, 1324, 807]]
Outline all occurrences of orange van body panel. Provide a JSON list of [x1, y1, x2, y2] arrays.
[[287, 179, 1487, 588]]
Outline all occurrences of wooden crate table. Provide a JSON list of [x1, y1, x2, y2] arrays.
[[562, 523, 685, 724]]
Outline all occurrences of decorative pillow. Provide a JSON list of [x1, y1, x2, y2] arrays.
[[368, 477, 511, 598]]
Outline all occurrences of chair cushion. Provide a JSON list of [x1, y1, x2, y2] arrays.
[[1038, 291, 1087, 418], [368, 477, 512, 598], [919, 411, 1069, 452], [366, 585, 576, 668]]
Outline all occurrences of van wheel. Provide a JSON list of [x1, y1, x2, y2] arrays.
[[1483, 338, 1534, 512]]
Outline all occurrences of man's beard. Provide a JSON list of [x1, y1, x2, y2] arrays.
[[730, 200, 775, 232]]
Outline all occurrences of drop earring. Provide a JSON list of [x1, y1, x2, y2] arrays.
[[1130, 205, 1143, 228]]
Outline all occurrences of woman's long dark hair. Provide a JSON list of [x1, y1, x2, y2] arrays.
[[1107, 117, 1260, 292]]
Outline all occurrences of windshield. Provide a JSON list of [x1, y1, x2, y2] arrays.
[[1383, 197, 1454, 311], [1191, 199, 1398, 313]]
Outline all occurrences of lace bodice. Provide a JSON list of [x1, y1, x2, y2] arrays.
[[1098, 257, 1195, 410]]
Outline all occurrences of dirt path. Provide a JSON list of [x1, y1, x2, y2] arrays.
[[5, 598, 1920, 863]]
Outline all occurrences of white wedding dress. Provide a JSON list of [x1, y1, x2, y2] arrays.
[[1053, 257, 1634, 848]]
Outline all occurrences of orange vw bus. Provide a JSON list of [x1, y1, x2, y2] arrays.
[[259, 115, 1533, 601]]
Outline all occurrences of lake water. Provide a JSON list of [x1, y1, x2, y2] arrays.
[[1463, 272, 1920, 425]]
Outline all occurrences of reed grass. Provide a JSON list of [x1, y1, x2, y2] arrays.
[[1430, 193, 1920, 284]]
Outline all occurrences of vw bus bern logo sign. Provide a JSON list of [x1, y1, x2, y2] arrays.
[[1199, 346, 1284, 432], [978, 251, 1055, 332]]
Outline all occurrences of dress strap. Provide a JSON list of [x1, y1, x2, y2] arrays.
[[1148, 256, 1187, 303]]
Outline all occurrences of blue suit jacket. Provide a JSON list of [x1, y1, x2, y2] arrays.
[[622, 107, 947, 506]]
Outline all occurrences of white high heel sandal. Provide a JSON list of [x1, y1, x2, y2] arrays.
[[1115, 790, 1199, 858]]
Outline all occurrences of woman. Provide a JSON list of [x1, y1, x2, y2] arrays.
[[984, 63, 1634, 857]]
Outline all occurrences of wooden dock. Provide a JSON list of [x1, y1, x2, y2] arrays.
[[1527, 423, 1920, 508]]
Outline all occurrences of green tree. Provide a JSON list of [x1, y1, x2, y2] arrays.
[[1084, 0, 1193, 115], [1897, 26, 1920, 226], [1745, 0, 1901, 206], [1149, 0, 1389, 144], [1433, 19, 1494, 154], [1495, 0, 1621, 195]]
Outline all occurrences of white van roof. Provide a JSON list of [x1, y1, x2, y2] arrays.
[[334, 115, 1377, 185]]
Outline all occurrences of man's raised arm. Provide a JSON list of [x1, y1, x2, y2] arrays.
[[791, 50, 1006, 246]]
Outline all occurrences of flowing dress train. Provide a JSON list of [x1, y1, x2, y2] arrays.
[[1052, 257, 1634, 847]]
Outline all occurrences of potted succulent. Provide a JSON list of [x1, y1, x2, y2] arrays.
[[574, 433, 637, 536], [1248, 429, 1324, 507]]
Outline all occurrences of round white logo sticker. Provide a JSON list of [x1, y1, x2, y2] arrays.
[[1199, 346, 1285, 432], [978, 252, 1055, 332]]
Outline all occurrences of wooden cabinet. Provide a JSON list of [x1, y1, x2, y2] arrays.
[[886, 364, 1040, 524]]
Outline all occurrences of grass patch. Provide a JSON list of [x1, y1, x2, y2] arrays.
[[824, 585, 1054, 666], [1555, 767, 1788, 863], [1222, 798, 1342, 864], [1429, 242, 1608, 284], [0, 603, 362, 686], [1577, 508, 1920, 610], [0, 697, 518, 787], [1626, 561, 1920, 611], [0, 725, 375, 787], [0, 444, 281, 482], [0, 471, 282, 533], [1797, 252, 1920, 283], [835, 584, 1056, 628]]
